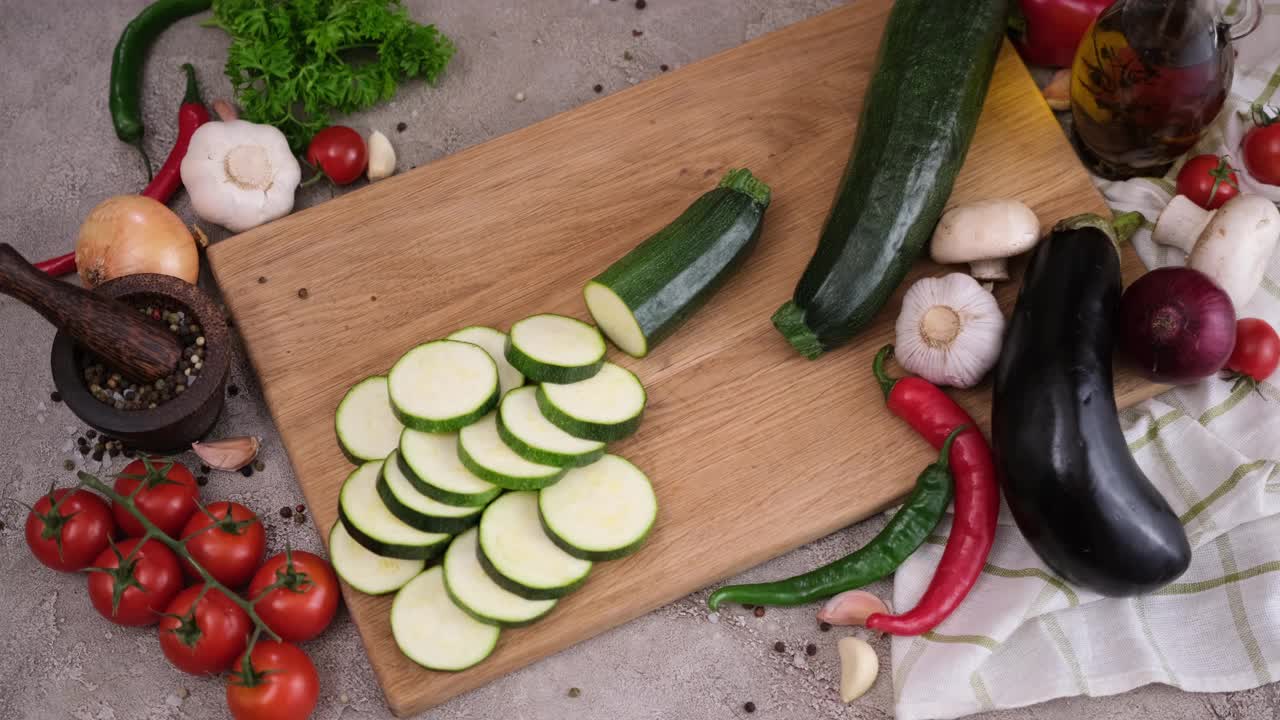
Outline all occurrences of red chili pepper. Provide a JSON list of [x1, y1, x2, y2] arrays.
[[863, 345, 999, 636], [141, 63, 210, 203], [35, 65, 209, 279], [1010, 0, 1113, 69]]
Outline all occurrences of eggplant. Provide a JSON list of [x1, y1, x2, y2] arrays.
[[992, 213, 1190, 597]]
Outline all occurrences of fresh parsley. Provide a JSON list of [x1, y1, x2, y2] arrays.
[[206, 0, 455, 152]]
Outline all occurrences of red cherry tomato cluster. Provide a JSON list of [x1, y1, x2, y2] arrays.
[[24, 456, 338, 719]]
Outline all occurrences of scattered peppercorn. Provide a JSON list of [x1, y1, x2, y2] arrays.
[[370, 296, 377, 302], [773, 641, 785, 653], [197, 476, 209, 487], [200, 464, 211, 474], [753, 606, 765, 618], [86, 429, 97, 439], [660, 64, 669, 72], [635, 0, 646, 8], [293, 513, 306, 525], [258, 276, 267, 284], [806, 643, 817, 656], [593, 84, 603, 93], [50, 391, 62, 403], [295, 504, 306, 513], [743, 702, 756, 714], [108, 447, 120, 458], [280, 506, 294, 519], [819, 622, 832, 632], [240, 466, 254, 478], [568, 688, 581, 698], [92, 450, 104, 462], [63, 459, 76, 471], [78, 445, 90, 455], [228, 385, 240, 397], [632, 29, 643, 36], [254, 460, 265, 472], [623, 50, 633, 60], [0, 520, 5, 531], [297, 288, 309, 299], [77, 437, 88, 447], [396, 122, 407, 133]]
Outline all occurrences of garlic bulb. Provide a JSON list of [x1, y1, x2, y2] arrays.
[[894, 273, 1004, 388]]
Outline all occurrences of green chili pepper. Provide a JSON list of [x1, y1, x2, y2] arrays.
[[109, 0, 212, 179], [707, 426, 963, 611]]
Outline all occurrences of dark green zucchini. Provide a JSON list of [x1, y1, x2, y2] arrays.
[[772, 0, 1007, 359], [585, 169, 771, 358], [992, 213, 1190, 597]]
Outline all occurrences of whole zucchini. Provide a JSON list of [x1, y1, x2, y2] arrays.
[[992, 213, 1191, 597], [772, 0, 1008, 359]]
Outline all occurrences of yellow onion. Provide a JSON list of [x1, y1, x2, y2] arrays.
[[76, 196, 199, 288]]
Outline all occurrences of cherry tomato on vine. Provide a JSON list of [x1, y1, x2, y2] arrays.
[[181, 502, 266, 588], [87, 537, 183, 626], [305, 126, 367, 185], [1243, 121, 1280, 186], [25, 488, 114, 571], [158, 584, 251, 675], [113, 457, 199, 537], [1175, 154, 1240, 210], [248, 550, 340, 642], [226, 640, 320, 720], [1227, 318, 1280, 382]]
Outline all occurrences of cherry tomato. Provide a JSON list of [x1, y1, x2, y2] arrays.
[[87, 537, 183, 626], [1175, 154, 1240, 210], [1243, 122, 1280, 186], [181, 502, 266, 588], [113, 457, 199, 538], [226, 641, 320, 720], [158, 584, 252, 675], [25, 488, 114, 572], [248, 550, 340, 642], [1227, 318, 1280, 382], [305, 126, 367, 185]]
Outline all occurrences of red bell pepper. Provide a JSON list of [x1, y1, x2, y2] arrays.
[[1011, 0, 1114, 69]]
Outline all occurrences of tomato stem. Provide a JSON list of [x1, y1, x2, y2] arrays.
[[76, 467, 284, 643]]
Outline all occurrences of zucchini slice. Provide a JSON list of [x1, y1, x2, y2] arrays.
[[447, 325, 525, 397], [329, 521, 424, 596], [477, 491, 592, 600], [388, 340, 499, 432], [399, 429, 502, 507], [505, 314, 605, 384], [536, 363, 646, 442], [335, 376, 405, 464], [391, 566, 501, 672], [458, 413, 567, 490], [497, 386, 605, 468], [443, 528, 557, 628], [539, 455, 657, 561], [585, 169, 771, 358], [338, 461, 451, 560], [377, 450, 484, 534]]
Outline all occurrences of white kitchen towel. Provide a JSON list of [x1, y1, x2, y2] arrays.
[[891, 6, 1280, 719]]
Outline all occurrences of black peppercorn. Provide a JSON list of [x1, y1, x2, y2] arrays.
[[280, 507, 293, 519], [753, 606, 765, 618], [635, 0, 646, 8], [86, 430, 97, 439], [63, 459, 76, 471], [806, 643, 817, 656], [240, 466, 254, 478], [297, 288, 309, 299], [50, 391, 62, 403], [197, 476, 209, 487], [660, 64, 669, 72], [593, 83, 603, 93], [773, 641, 785, 653], [396, 122, 407, 133], [568, 688, 581, 698], [228, 385, 240, 397], [743, 702, 756, 714]]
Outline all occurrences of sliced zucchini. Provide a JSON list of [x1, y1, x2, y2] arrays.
[[443, 528, 557, 628], [536, 363, 647, 442], [497, 386, 605, 468], [338, 461, 451, 560], [539, 455, 657, 561], [585, 169, 771, 358], [388, 340, 498, 432], [477, 491, 592, 600], [505, 314, 605, 384], [447, 326, 525, 397], [335, 376, 405, 464], [378, 450, 484, 534], [399, 429, 502, 507], [329, 521, 424, 596], [391, 566, 500, 672], [458, 413, 567, 490]]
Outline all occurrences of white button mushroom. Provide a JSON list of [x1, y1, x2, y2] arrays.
[[180, 119, 302, 233], [1152, 194, 1280, 309], [930, 199, 1042, 282], [895, 273, 1005, 389]]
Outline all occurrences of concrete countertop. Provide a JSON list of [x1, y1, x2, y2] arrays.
[[1, 1, 1276, 718]]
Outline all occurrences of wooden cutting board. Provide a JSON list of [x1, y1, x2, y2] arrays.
[[208, 1, 1162, 715]]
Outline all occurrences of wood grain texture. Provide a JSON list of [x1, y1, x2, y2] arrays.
[[208, 2, 1162, 715]]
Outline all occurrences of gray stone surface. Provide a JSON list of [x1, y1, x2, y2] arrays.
[[0, 1, 1275, 719]]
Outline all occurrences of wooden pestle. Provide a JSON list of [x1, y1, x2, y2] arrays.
[[0, 243, 182, 383]]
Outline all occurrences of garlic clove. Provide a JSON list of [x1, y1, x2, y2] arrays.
[[192, 436, 261, 471], [837, 636, 879, 703], [367, 130, 396, 182], [1042, 68, 1071, 111], [817, 590, 891, 627]]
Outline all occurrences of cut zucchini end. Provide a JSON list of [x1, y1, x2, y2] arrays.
[[584, 282, 648, 358], [771, 301, 825, 360], [719, 168, 771, 208], [391, 567, 501, 672]]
